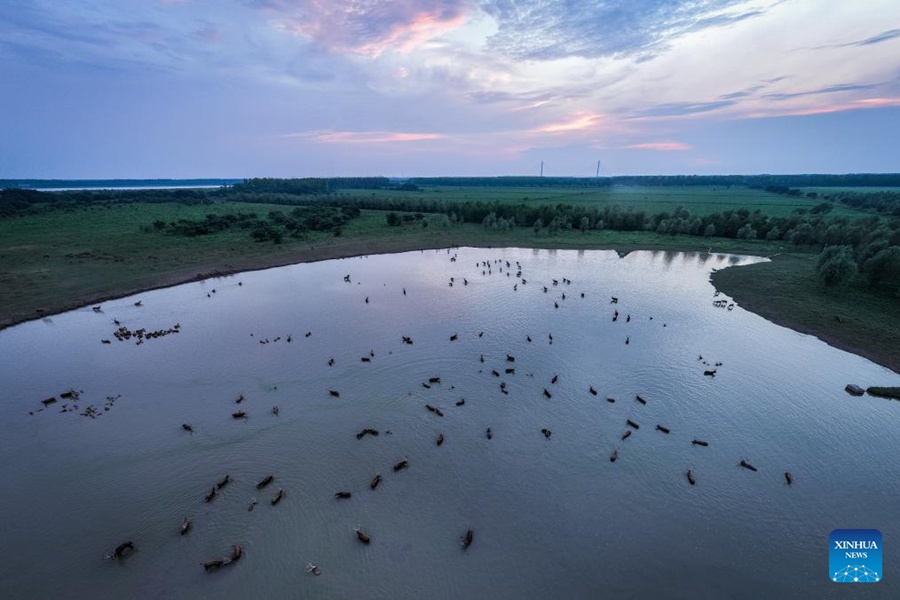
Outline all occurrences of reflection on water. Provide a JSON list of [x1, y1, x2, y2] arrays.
[[0, 248, 897, 600]]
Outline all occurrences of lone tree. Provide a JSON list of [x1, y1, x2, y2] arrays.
[[815, 245, 857, 289]]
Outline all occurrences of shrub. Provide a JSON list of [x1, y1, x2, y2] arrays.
[[816, 245, 857, 288]]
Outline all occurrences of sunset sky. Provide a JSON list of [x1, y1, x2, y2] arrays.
[[2, 1, 898, 178]]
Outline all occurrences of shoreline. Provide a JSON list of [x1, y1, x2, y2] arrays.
[[0, 235, 761, 331], [2, 236, 896, 374], [0, 238, 454, 331], [0, 228, 776, 332], [715, 282, 896, 373], [712, 256, 899, 375]]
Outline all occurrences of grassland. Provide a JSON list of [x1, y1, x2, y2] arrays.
[[0, 200, 784, 326], [712, 254, 900, 373], [800, 186, 900, 195], [1, 190, 897, 373], [339, 185, 872, 217]]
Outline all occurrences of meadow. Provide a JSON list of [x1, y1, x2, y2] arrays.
[[1, 184, 897, 371], [338, 185, 871, 218]]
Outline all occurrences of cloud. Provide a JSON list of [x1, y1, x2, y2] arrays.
[[194, 23, 224, 44], [0, 3, 219, 74], [634, 100, 736, 118], [467, 89, 557, 105], [746, 97, 900, 118], [764, 82, 882, 101], [289, 130, 446, 144], [530, 112, 602, 134], [687, 7, 766, 31], [4, 0, 900, 177], [255, 1, 471, 57], [479, 0, 772, 61], [625, 142, 692, 151], [810, 27, 900, 51], [852, 28, 900, 46], [719, 85, 765, 100]]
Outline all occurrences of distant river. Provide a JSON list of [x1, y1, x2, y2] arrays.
[[0, 248, 897, 599]]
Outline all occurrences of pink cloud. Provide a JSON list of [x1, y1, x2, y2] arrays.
[[262, 1, 470, 57], [625, 141, 692, 151], [356, 11, 468, 57], [531, 112, 603, 134], [288, 130, 445, 144], [747, 97, 900, 118]]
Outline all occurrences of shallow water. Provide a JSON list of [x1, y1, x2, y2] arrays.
[[0, 248, 897, 599]]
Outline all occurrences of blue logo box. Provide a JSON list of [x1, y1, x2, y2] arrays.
[[830, 529, 882, 583]]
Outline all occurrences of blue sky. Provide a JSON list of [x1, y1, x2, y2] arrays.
[[1, 0, 898, 177]]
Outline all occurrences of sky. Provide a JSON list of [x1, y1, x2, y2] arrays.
[[1, 0, 899, 178]]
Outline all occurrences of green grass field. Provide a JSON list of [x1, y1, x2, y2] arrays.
[[799, 187, 900, 195], [338, 185, 872, 217], [0, 199, 788, 329], [0, 202, 365, 325], [1, 194, 896, 373]]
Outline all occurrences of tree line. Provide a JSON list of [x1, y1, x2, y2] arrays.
[[144, 206, 360, 244]]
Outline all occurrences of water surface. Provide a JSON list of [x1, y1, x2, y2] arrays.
[[0, 248, 897, 599]]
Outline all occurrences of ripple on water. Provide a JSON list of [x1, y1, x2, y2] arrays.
[[0, 247, 898, 599]]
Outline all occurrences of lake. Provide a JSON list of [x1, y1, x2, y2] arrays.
[[0, 248, 897, 599]]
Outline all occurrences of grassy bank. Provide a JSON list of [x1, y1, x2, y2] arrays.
[[712, 254, 900, 373], [0, 201, 782, 325], [1, 200, 896, 373]]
